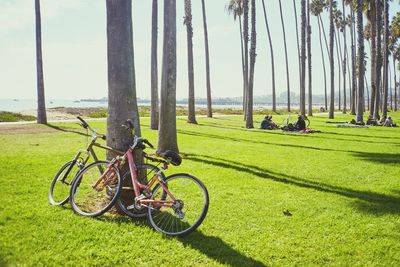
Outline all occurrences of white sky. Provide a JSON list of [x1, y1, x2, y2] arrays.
[[0, 0, 399, 101]]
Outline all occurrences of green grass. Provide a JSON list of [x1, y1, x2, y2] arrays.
[[0, 111, 36, 122], [1, 112, 400, 266]]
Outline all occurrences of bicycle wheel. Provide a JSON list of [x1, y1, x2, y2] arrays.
[[70, 161, 121, 217], [116, 164, 166, 218], [147, 173, 209, 236], [49, 160, 81, 205]]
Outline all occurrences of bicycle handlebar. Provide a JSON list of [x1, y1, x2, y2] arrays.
[[77, 116, 106, 140]]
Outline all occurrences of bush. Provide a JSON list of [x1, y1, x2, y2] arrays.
[[0, 111, 36, 122]]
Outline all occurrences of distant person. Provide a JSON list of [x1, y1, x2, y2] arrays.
[[320, 107, 326, 112], [383, 117, 396, 127], [260, 116, 271, 130], [268, 116, 279, 129], [295, 115, 306, 131], [379, 115, 386, 125], [366, 115, 377, 126]]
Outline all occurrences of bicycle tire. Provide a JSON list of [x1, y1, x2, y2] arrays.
[[147, 173, 209, 236], [69, 160, 122, 217], [116, 164, 166, 218], [49, 160, 81, 205]]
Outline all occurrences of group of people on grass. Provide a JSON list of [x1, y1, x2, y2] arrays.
[[365, 115, 396, 127], [260, 115, 309, 132]]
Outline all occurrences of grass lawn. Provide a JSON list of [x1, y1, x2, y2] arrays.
[[1, 112, 400, 266]]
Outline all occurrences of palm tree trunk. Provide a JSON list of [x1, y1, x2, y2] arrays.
[[351, 8, 357, 115], [394, 54, 398, 111], [382, 0, 389, 117], [369, 2, 377, 116], [356, 0, 365, 122], [150, 0, 159, 130], [246, 0, 256, 129], [329, 0, 335, 119], [158, 0, 178, 153], [301, 0, 306, 116], [389, 62, 392, 110], [261, 0, 276, 112], [278, 0, 291, 113], [319, 16, 331, 62], [306, 0, 312, 116], [106, 0, 141, 155], [35, 0, 47, 124], [239, 15, 246, 112], [365, 76, 370, 110], [374, 0, 382, 119], [317, 18, 328, 111], [293, 0, 302, 112], [201, 0, 212, 118], [185, 0, 197, 124], [342, 0, 347, 114], [243, 0, 249, 121], [334, 28, 342, 111]]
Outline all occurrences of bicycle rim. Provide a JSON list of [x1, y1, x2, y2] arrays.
[[148, 174, 209, 236], [70, 161, 121, 217], [49, 160, 80, 205]]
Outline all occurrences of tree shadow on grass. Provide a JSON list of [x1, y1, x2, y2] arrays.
[[351, 152, 400, 164], [98, 212, 266, 266], [184, 153, 400, 215], [46, 124, 89, 137]]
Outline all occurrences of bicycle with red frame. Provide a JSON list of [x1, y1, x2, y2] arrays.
[[69, 120, 209, 236]]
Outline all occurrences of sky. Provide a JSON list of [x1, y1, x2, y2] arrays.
[[0, 0, 399, 101]]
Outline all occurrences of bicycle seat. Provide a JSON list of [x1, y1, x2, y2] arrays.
[[160, 150, 182, 166]]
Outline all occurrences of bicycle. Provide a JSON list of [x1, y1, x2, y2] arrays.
[[69, 120, 209, 236], [48, 116, 123, 206]]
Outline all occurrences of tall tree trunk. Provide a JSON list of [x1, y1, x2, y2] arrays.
[[35, 0, 47, 124], [382, 0, 389, 117], [306, 0, 312, 116], [106, 0, 141, 155], [293, 0, 302, 112], [184, 0, 197, 124], [319, 16, 331, 62], [158, 0, 178, 153], [351, 9, 357, 115], [301, 0, 306, 116], [394, 54, 398, 111], [329, 0, 335, 119], [278, 0, 291, 113], [246, 0, 256, 129], [261, 0, 276, 112], [374, 0, 382, 119], [150, 0, 159, 130], [239, 16, 246, 112], [369, 2, 377, 116], [334, 28, 342, 111], [317, 17, 328, 111], [243, 0, 249, 121], [356, 0, 365, 122], [342, 0, 347, 114], [389, 62, 392, 110], [365, 76, 370, 110], [201, 0, 212, 118]]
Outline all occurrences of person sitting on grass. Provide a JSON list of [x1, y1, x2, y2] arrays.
[[366, 115, 378, 126], [260, 116, 279, 130], [379, 115, 387, 126], [294, 115, 306, 131], [383, 117, 396, 127]]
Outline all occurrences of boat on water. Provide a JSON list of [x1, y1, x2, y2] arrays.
[[13, 99, 19, 102], [73, 100, 80, 103]]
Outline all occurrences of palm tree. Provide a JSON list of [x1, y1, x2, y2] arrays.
[[342, 0, 347, 113], [261, 0, 276, 112], [158, 0, 179, 153], [245, 0, 256, 129], [35, 0, 47, 124], [227, 0, 246, 111], [184, 0, 197, 124], [301, 0, 307, 116], [106, 0, 141, 154], [307, 0, 313, 116], [382, 0, 389, 117], [333, 8, 343, 111], [293, 0, 303, 111], [201, 0, 212, 118], [278, 0, 291, 112], [356, 0, 365, 122], [329, 0, 335, 119], [243, 0, 249, 121], [311, 0, 328, 110], [374, 0, 382, 120], [150, 0, 159, 130]]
